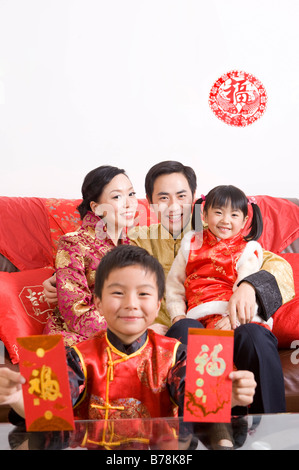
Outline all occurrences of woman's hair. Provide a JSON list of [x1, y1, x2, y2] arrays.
[[94, 244, 165, 301], [77, 165, 127, 219], [145, 160, 197, 202], [191, 185, 263, 241]]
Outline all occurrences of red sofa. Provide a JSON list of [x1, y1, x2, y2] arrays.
[[0, 195, 299, 419]]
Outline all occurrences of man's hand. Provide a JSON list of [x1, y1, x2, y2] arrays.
[[228, 282, 256, 329], [230, 370, 256, 408], [43, 273, 58, 305]]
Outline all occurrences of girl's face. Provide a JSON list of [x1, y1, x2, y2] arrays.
[[203, 203, 248, 240], [91, 174, 138, 235]]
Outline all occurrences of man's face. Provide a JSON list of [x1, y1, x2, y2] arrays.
[[94, 265, 161, 345], [149, 172, 194, 237]]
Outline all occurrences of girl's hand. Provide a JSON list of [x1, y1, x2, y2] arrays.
[[172, 315, 187, 324], [214, 316, 232, 330]]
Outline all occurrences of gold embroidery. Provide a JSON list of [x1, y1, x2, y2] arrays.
[[55, 249, 71, 268]]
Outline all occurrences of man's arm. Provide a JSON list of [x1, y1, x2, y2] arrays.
[[229, 251, 295, 328]]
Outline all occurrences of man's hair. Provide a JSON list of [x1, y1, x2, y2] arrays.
[[94, 245, 165, 300], [145, 160, 197, 202]]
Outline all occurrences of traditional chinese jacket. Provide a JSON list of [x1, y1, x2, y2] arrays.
[[67, 329, 186, 420], [43, 211, 130, 346]]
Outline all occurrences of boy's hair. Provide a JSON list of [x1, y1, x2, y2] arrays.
[[145, 160, 197, 202], [94, 245, 165, 300], [192, 185, 263, 241]]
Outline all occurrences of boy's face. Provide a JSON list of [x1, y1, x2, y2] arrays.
[[148, 172, 195, 237], [94, 265, 161, 345]]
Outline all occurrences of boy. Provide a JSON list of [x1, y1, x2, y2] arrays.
[[0, 245, 256, 422]]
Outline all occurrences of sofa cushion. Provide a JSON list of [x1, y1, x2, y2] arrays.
[[0, 267, 54, 364], [273, 253, 299, 348], [0, 197, 54, 271], [247, 196, 299, 253], [42, 198, 82, 263]]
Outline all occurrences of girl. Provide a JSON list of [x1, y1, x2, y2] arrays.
[[43, 165, 138, 346], [166, 184, 273, 330]]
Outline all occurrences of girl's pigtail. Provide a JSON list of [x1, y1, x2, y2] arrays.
[[244, 197, 263, 241], [191, 195, 205, 231]]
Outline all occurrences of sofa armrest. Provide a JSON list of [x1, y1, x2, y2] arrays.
[[283, 198, 299, 253]]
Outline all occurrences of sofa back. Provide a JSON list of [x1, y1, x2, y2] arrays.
[[0, 195, 298, 272]]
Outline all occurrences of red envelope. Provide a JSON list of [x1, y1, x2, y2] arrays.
[[17, 335, 74, 431], [184, 328, 234, 423]]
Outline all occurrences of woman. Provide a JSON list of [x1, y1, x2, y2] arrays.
[[43, 165, 138, 346]]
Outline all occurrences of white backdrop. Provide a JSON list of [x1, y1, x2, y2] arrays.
[[0, 0, 298, 199]]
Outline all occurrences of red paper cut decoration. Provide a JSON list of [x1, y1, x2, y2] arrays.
[[209, 70, 267, 127]]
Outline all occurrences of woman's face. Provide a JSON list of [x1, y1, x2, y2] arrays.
[[92, 174, 138, 235]]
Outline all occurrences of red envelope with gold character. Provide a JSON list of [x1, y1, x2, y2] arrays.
[[17, 335, 74, 431], [184, 328, 234, 423]]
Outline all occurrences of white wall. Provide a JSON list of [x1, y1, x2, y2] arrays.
[[0, 0, 298, 199]]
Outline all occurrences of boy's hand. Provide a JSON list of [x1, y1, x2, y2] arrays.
[[0, 368, 25, 406], [230, 370, 256, 408], [43, 273, 58, 305]]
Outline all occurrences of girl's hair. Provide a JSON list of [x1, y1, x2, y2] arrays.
[[191, 185, 263, 241], [77, 165, 127, 219]]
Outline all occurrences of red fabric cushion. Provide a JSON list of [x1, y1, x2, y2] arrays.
[[0, 267, 54, 364], [245, 196, 299, 253], [42, 198, 82, 264], [273, 253, 299, 348], [0, 197, 54, 270]]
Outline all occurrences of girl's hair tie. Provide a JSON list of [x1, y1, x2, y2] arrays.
[[248, 196, 257, 205], [201, 194, 206, 201]]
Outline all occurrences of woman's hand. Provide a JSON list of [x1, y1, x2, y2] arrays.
[[43, 273, 58, 305]]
